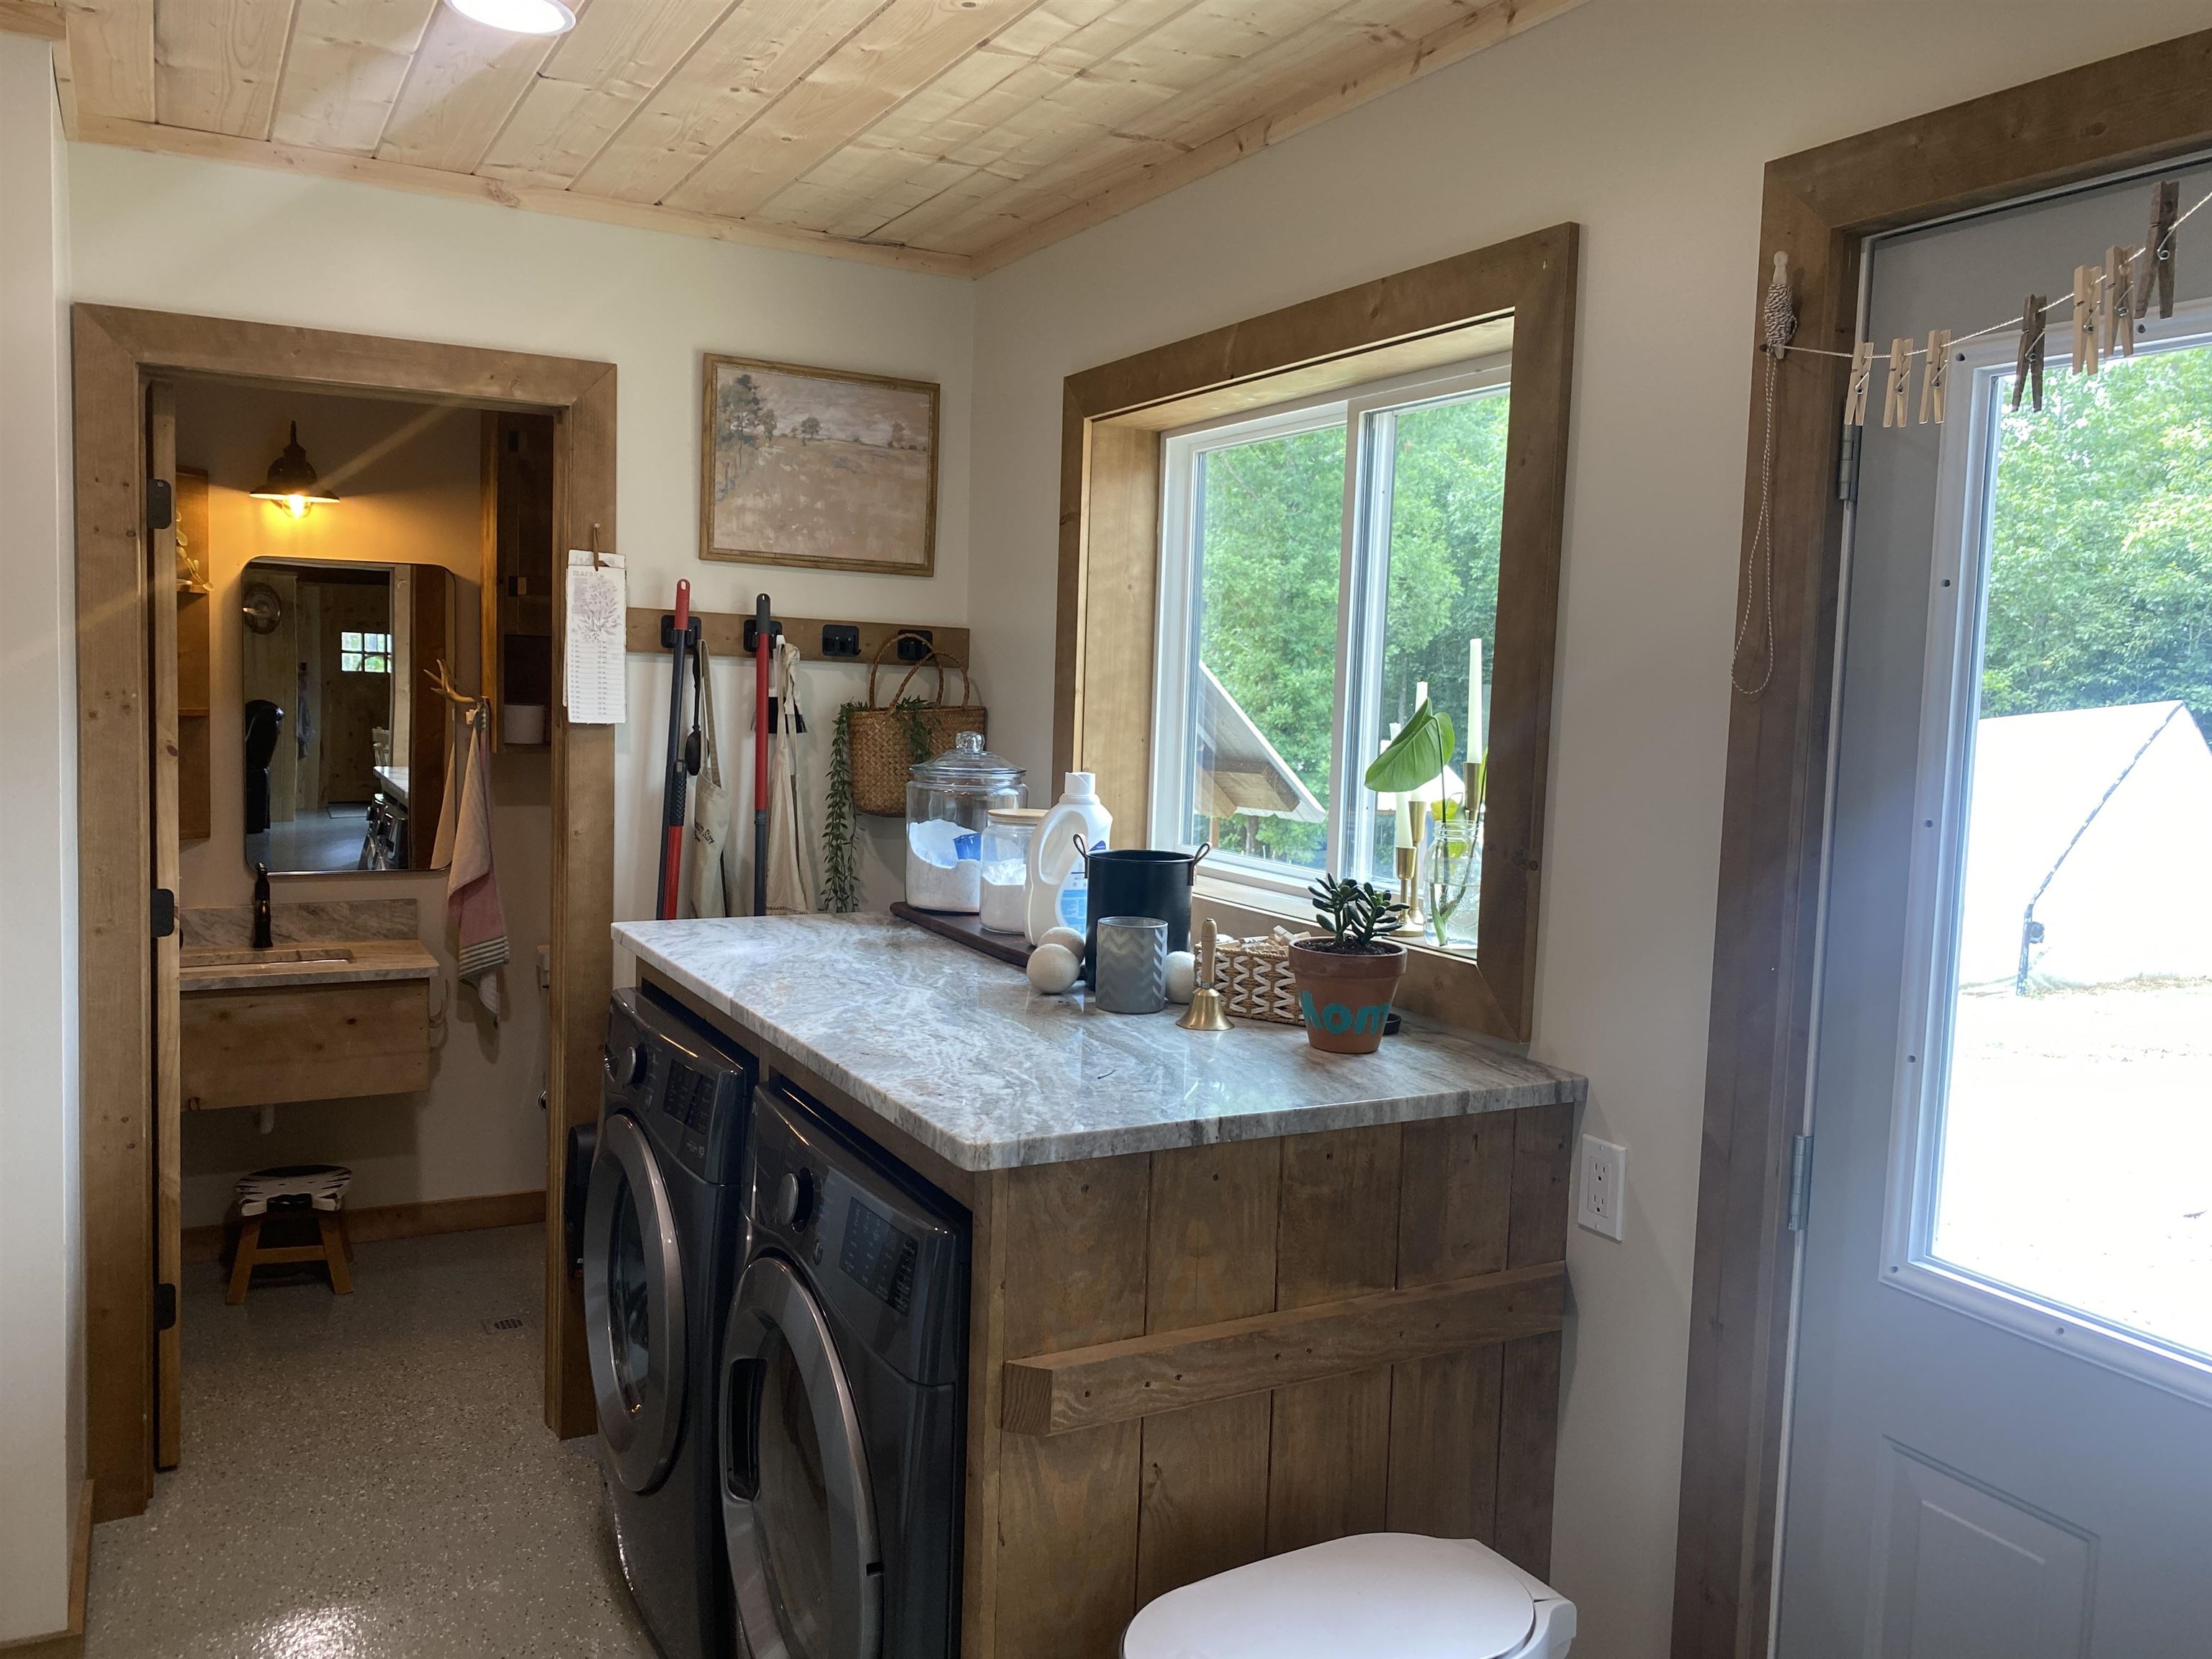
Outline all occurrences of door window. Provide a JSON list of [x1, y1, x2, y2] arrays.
[[1892, 313, 2212, 1390], [756, 1332, 836, 1658]]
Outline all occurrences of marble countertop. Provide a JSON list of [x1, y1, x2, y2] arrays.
[[180, 938, 439, 993], [615, 914, 1586, 1172]]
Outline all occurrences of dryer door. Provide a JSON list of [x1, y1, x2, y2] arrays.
[[721, 1254, 882, 1659], [583, 1110, 688, 1493]]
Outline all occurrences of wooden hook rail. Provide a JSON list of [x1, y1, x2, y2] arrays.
[[622, 608, 968, 665]]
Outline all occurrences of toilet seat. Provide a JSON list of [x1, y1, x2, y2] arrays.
[[1121, 1532, 1575, 1659]]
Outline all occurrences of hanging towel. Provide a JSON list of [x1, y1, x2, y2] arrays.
[[447, 706, 508, 1019], [767, 639, 814, 914], [431, 701, 464, 871], [691, 644, 732, 919]]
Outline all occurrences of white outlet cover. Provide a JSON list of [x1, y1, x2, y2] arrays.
[[1578, 1135, 1626, 1241]]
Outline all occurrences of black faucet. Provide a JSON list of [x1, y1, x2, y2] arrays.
[[253, 862, 273, 950]]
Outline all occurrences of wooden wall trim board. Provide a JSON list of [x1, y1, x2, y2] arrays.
[[180, 1188, 547, 1263], [621, 608, 971, 670], [1000, 1259, 1566, 1435], [73, 305, 614, 1519], [1054, 226, 1578, 1044], [1673, 30, 2212, 1659]]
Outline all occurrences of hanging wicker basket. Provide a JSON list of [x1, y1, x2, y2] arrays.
[[848, 631, 986, 817]]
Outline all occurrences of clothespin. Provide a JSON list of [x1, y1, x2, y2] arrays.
[[2071, 266, 2100, 377], [1844, 342, 1875, 426], [1920, 331, 1952, 425], [2013, 297, 2047, 413], [2104, 246, 2135, 359], [1881, 337, 1915, 428], [2138, 180, 2180, 322]]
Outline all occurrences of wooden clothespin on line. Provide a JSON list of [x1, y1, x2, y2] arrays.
[[2013, 297, 2047, 413], [2103, 246, 2136, 359], [1881, 337, 1915, 428], [2069, 266, 2100, 377], [2139, 180, 2180, 323], [1920, 331, 1952, 425], [1843, 341, 1876, 427]]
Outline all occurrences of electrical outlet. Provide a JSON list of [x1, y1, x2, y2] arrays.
[[1577, 1136, 1627, 1241]]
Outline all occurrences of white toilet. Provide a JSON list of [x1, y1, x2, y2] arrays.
[[1121, 1532, 1576, 1658]]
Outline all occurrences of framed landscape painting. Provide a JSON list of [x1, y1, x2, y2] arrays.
[[700, 354, 940, 576]]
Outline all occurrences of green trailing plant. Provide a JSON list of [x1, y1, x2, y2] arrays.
[[1305, 874, 1408, 953], [822, 702, 863, 912], [820, 696, 940, 914]]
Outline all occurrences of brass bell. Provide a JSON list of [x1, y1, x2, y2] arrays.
[[1178, 919, 1233, 1032]]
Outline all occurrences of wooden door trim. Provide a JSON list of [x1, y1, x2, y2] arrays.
[[1675, 30, 2212, 1658], [73, 305, 615, 1519]]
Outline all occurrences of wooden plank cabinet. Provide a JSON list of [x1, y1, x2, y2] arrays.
[[180, 981, 430, 1111], [966, 1109, 1572, 1658]]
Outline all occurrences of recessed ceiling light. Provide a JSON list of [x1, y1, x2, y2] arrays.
[[445, 0, 576, 36]]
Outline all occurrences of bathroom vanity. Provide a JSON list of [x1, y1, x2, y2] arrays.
[[179, 902, 437, 1112], [615, 914, 1587, 1659]]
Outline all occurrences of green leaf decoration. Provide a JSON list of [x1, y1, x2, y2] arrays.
[[1363, 698, 1457, 794]]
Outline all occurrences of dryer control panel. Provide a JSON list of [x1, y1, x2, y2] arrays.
[[747, 1083, 968, 1388], [601, 987, 758, 1186]]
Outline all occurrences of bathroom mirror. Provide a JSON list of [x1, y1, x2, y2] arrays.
[[239, 557, 460, 875]]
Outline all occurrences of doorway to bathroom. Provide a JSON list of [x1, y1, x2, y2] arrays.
[[73, 307, 616, 1524]]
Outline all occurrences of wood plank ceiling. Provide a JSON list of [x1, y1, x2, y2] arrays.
[[35, 0, 1584, 274]]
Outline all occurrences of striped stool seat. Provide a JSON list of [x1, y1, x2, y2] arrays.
[[227, 1164, 354, 1303]]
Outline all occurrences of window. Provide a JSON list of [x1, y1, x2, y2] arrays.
[[1887, 304, 2212, 1395], [340, 631, 392, 675], [1152, 357, 1509, 943]]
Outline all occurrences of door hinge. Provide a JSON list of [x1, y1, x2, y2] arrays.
[[152, 888, 176, 939], [147, 477, 174, 533], [1837, 425, 1862, 505], [1787, 1133, 1815, 1233], [154, 1282, 177, 1331]]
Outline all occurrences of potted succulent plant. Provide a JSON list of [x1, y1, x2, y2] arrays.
[[1289, 876, 1410, 1053]]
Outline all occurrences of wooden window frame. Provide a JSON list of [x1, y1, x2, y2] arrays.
[[1672, 30, 2212, 1658], [1053, 225, 1579, 1043], [73, 306, 616, 1519]]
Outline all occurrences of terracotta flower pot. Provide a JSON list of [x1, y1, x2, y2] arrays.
[[1287, 936, 1407, 1054]]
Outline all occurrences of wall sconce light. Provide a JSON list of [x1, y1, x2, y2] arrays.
[[250, 422, 338, 520]]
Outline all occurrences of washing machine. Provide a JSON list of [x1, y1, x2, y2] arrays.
[[720, 1082, 969, 1659], [583, 987, 756, 1659]]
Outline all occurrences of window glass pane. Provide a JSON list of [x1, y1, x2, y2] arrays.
[[1186, 423, 1344, 873], [341, 631, 362, 652], [1361, 389, 1509, 942], [341, 651, 362, 673], [1932, 345, 2212, 1358]]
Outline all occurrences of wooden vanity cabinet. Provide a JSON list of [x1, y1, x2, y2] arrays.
[[180, 981, 430, 1111]]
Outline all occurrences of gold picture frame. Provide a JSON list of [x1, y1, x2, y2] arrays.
[[698, 352, 940, 577]]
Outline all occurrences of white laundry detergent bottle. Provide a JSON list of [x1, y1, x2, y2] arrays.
[[1026, 773, 1112, 945]]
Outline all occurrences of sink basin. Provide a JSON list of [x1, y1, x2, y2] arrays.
[[182, 947, 356, 969]]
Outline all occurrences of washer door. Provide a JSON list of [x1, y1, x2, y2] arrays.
[[721, 1255, 881, 1659], [582, 1111, 686, 1493]]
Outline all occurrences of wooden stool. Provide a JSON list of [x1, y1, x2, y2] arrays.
[[226, 1164, 354, 1304]]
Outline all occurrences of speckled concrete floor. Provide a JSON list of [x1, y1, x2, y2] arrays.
[[85, 1225, 661, 1658]]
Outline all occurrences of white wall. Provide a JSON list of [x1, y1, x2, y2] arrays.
[[967, 4, 2212, 1653], [0, 30, 78, 1645], [68, 140, 977, 925]]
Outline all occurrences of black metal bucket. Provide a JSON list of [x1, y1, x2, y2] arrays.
[[1079, 845, 1209, 984]]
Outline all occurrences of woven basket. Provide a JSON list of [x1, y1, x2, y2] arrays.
[[848, 632, 986, 817], [1213, 927, 1306, 1025]]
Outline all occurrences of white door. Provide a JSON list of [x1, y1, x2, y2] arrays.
[[1778, 163, 2212, 1658]]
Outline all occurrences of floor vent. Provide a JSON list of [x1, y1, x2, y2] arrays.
[[481, 1316, 526, 1334]]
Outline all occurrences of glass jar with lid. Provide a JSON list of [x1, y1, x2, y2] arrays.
[[904, 731, 1025, 914], [979, 808, 1045, 932]]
